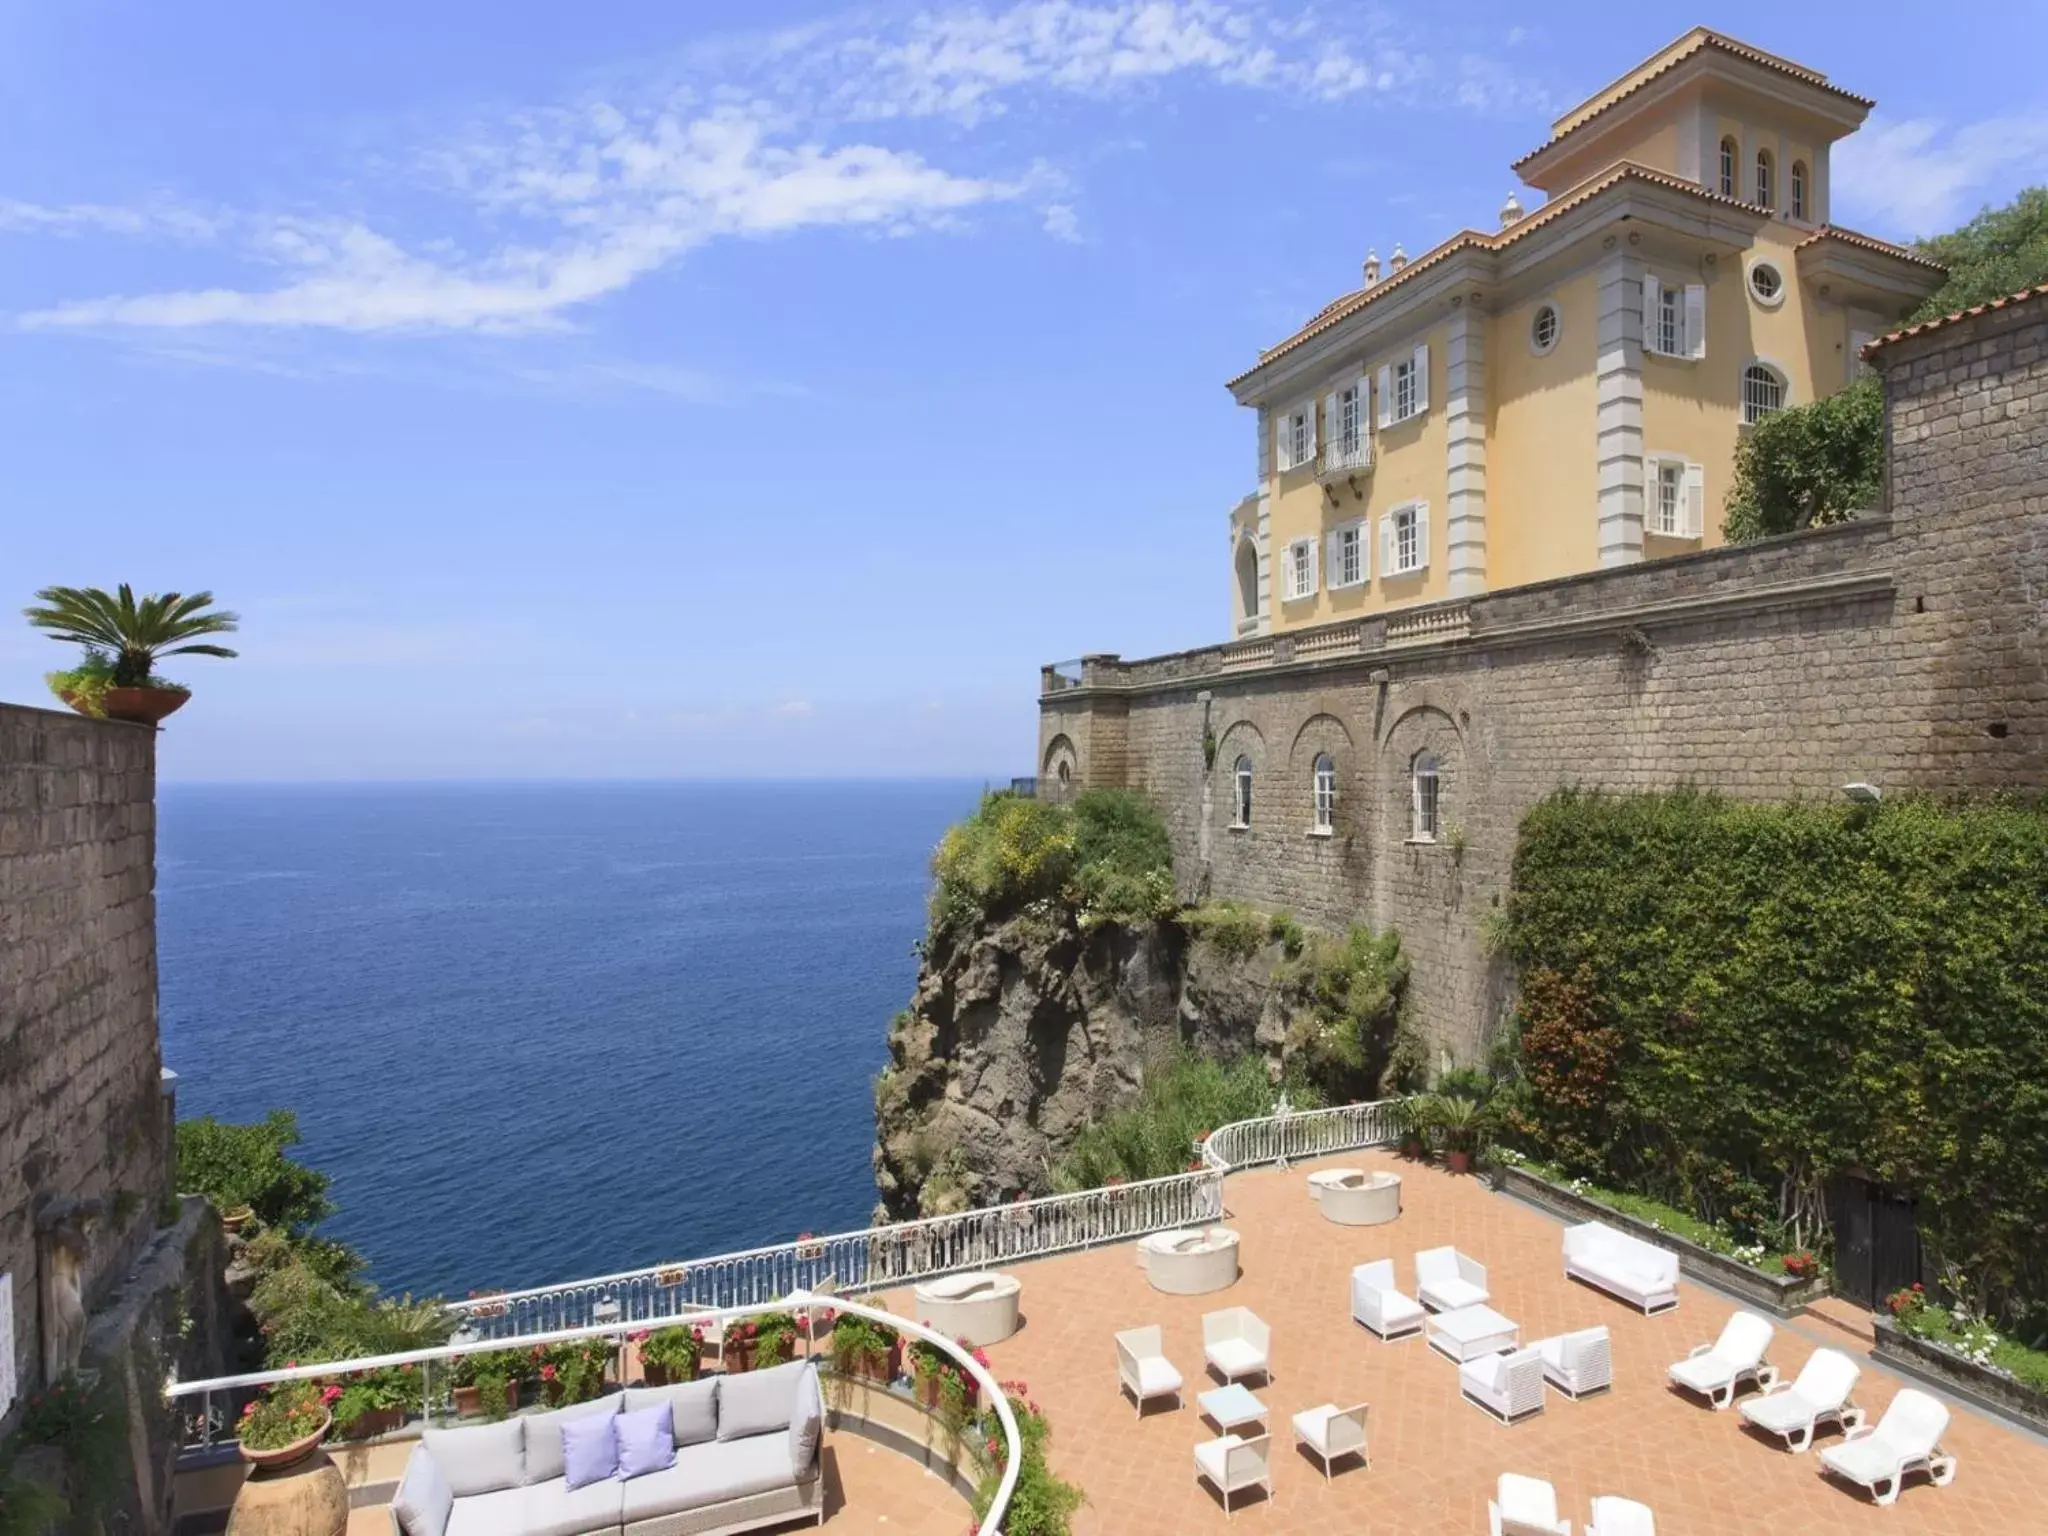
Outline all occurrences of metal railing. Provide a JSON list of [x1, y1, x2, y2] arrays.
[[1203, 1098, 1404, 1174], [448, 1167, 1222, 1339], [1040, 659, 1085, 693], [1319, 436, 1372, 476], [167, 1293, 1022, 1533]]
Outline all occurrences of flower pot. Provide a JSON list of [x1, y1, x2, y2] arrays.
[[1398, 1135, 1424, 1160], [452, 1383, 519, 1419], [1447, 1150, 1472, 1175], [915, 1371, 979, 1414], [100, 686, 189, 726], [221, 1205, 256, 1235], [239, 1410, 333, 1473], [336, 1406, 404, 1441], [840, 1344, 897, 1384], [726, 1337, 792, 1375]]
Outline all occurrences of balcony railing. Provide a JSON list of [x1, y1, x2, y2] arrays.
[[1318, 435, 1372, 478], [1041, 659, 1085, 693], [1203, 1098, 1404, 1173]]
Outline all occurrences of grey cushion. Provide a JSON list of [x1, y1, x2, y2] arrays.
[[716, 1360, 807, 1441], [392, 1446, 454, 1536], [622, 1378, 718, 1448], [443, 1489, 524, 1536], [787, 1365, 822, 1471], [443, 1479, 625, 1536], [619, 1435, 797, 1522], [420, 1418, 525, 1497], [522, 1392, 624, 1486]]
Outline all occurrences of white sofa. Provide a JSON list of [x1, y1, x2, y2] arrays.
[[912, 1270, 1021, 1346], [1562, 1221, 1680, 1314], [389, 1363, 823, 1536], [1139, 1227, 1240, 1295]]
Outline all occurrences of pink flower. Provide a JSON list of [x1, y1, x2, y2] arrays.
[[321, 1386, 343, 1405], [540, 1364, 558, 1382]]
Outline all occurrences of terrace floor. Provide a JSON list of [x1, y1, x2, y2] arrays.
[[860, 1151, 2048, 1536]]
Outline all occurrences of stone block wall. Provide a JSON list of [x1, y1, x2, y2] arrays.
[[1041, 294, 2048, 1067], [0, 703, 167, 1418]]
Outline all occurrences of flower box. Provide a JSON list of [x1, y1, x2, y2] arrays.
[[641, 1360, 698, 1387], [1873, 1316, 2048, 1435], [337, 1405, 405, 1441], [1497, 1165, 1827, 1317], [451, 1382, 519, 1419]]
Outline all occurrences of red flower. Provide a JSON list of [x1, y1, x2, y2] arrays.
[[321, 1386, 343, 1405], [540, 1364, 558, 1381]]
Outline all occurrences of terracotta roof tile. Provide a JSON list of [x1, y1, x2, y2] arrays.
[[1795, 224, 1947, 271], [1863, 283, 2048, 356]]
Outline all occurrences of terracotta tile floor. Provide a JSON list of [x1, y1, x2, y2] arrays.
[[897, 1152, 2048, 1536]]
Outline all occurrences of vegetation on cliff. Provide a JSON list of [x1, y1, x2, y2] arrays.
[[1050, 1051, 1281, 1190], [929, 788, 1176, 937]]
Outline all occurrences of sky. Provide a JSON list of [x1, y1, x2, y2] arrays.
[[3, 2, 2045, 781]]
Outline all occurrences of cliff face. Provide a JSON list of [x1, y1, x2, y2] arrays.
[[871, 907, 1286, 1219]]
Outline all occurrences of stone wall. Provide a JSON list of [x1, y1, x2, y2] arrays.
[[1041, 294, 2048, 1068], [0, 703, 169, 1423]]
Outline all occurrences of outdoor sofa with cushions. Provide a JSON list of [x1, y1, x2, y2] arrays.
[[1562, 1221, 1680, 1314], [390, 1360, 825, 1536]]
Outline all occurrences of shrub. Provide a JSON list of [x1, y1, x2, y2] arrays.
[[1281, 924, 1410, 1103], [237, 1379, 333, 1450], [1051, 1049, 1280, 1190], [928, 789, 1176, 934], [1502, 788, 2048, 1334], [637, 1324, 705, 1378], [177, 1110, 333, 1237], [1722, 375, 1883, 542], [1181, 899, 1269, 960], [972, 1387, 1084, 1536]]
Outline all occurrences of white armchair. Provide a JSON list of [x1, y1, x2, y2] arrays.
[[1489, 1473, 1571, 1536], [1415, 1245, 1490, 1311], [1666, 1311, 1776, 1409], [1533, 1326, 1612, 1399], [1202, 1306, 1272, 1385], [1115, 1324, 1183, 1416], [1586, 1495, 1656, 1535], [1290, 1401, 1367, 1479], [1194, 1432, 1272, 1517], [1350, 1259, 1424, 1342], [1818, 1387, 1957, 1506], [1738, 1347, 1863, 1453], [1461, 1346, 1547, 1424]]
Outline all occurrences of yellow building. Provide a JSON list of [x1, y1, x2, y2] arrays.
[[1226, 27, 1945, 637]]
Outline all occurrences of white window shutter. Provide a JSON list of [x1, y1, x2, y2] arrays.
[[1376, 365, 1393, 428], [1379, 515, 1394, 576], [1411, 344, 1430, 414], [1274, 414, 1289, 473], [1356, 371, 1373, 461], [1323, 390, 1339, 460], [1684, 463, 1705, 537], [1306, 536, 1319, 594], [1325, 529, 1341, 584], [1641, 274, 1662, 351], [1685, 285, 1707, 358], [1302, 399, 1317, 458], [1415, 501, 1431, 568]]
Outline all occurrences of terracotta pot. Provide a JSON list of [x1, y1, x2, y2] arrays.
[[1398, 1135, 1425, 1160], [642, 1360, 697, 1387], [221, 1205, 256, 1234], [840, 1344, 897, 1384], [915, 1370, 978, 1413], [725, 1336, 793, 1375], [226, 1447, 347, 1536], [451, 1382, 519, 1418], [1447, 1150, 1472, 1175], [336, 1405, 404, 1441], [239, 1411, 332, 1473], [101, 685, 189, 725]]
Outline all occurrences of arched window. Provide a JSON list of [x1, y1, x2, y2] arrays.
[[1232, 755, 1254, 829], [1056, 761, 1071, 786], [1234, 538, 1261, 629], [1755, 148, 1774, 210], [1312, 753, 1336, 833], [1790, 160, 1808, 221], [1411, 752, 1440, 842], [1718, 137, 1737, 197], [1742, 362, 1787, 425]]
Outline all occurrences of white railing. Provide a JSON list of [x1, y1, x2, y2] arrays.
[[1203, 1098, 1405, 1174], [449, 1168, 1221, 1339], [1319, 436, 1371, 476], [166, 1294, 1023, 1534]]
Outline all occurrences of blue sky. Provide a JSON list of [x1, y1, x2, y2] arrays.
[[4, 2, 2044, 780]]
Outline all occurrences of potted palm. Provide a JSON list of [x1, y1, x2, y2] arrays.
[[25, 584, 239, 725], [1435, 1095, 1484, 1175]]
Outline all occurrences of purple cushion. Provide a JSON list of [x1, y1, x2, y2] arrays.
[[560, 1412, 618, 1491], [615, 1402, 676, 1479]]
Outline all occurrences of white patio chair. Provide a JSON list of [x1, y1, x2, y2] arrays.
[[1414, 1245, 1490, 1311], [1461, 1346, 1547, 1423], [1533, 1326, 1612, 1399], [1489, 1473, 1571, 1536], [1738, 1347, 1863, 1452], [1350, 1259, 1424, 1342], [1290, 1401, 1367, 1479], [1114, 1324, 1183, 1416], [1194, 1431, 1272, 1517], [1202, 1306, 1272, 1385], [1818, 1387, 1957, 1506], [1586, 1495, 1655, 1535], [1665, 1310, 1776, 1408]]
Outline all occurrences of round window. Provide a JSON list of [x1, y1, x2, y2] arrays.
[[1748, 260, 1786, 308], [1530, 302, 1560, 354]]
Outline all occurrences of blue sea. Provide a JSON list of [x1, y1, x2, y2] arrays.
[[157, 781, 983, 1301]]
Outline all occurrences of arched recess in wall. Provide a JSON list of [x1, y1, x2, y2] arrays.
[[1041, 733, 1079, 797], [1234, 538, 1261, 625], [1211, 720, 1266, 830], [1289, 711, 1358, 835], [1378, 703, 1465, 847]]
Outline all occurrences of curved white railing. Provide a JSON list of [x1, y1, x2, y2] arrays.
[[166, 1294, 1022, 1535], [1202, 1097, 1406, 1173]]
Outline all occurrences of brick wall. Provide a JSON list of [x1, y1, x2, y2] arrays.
[[1041, 295, 2048, 1068], [0, 703, 167, 1410]]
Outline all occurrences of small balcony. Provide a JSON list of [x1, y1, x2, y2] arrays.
[[1317, 435, 1372, 482]]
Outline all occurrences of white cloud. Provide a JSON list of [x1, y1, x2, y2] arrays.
[[773, 699, 815, 717], [0, 196, 219, 241], [1834, 112, 2048, 237], [1041, 202, 1082, 242]]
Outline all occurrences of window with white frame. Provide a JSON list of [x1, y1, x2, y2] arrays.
[[1325, 377, 1368, 470], [1274, 402, 1315, 472], [1742, 362, 1787, 425], [1410, 752, 1440, 842], [1650, 456, 1704, 538], [1393, 357, 1418, 419], [1312, 753, 1336, 833], [1381, 501, 1428, 577], [1718, 137, 1737, 196], [1376, 345, 1429, 428], [1530, 302, 1560, 355], [1748, 259, 1785, 308], [1791, 160, 1808, 220], [1643, 275, 1705, 359], [1328, 519, 1367, 589], [1755, 148, 1774, 210], [1284, 536, 1318, 601], [1232, 755, 1254, 828]]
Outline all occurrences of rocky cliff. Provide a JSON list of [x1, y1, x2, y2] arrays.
[[871, 904, 1297, 1219]]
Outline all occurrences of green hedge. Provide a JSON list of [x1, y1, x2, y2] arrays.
[[1499, 789, 2048, 1337]]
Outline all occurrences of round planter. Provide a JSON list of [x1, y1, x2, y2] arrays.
[[100, 686, 189, 725], [1447, 1150, 1472, 1175], [227, 1442, 347, 1536], [221, 1205, 256, 1235], [238, 1411, 332, 1474]]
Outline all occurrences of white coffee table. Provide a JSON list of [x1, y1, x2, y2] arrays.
[[1198, 1382, 1267, 1433], [1427, 1303, 1519, 1362]]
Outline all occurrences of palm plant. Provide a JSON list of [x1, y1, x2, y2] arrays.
[[25, 584, 239, 688]]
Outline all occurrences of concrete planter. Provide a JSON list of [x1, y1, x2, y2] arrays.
[[1498, 1165, 1827, 1317], [1873, 1316, 2048, 1435]]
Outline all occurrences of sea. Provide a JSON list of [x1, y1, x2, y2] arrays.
[[157, 780, 984, 1301]]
